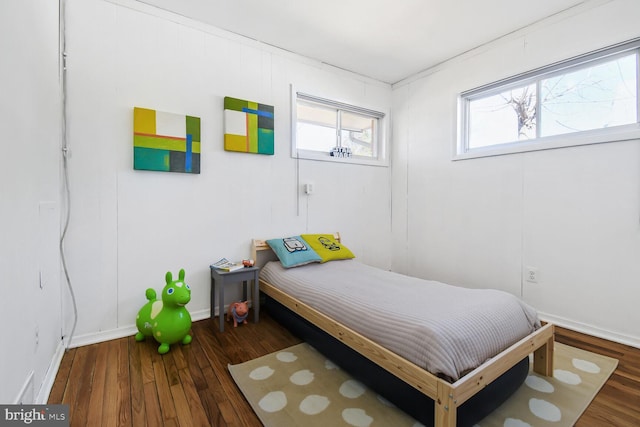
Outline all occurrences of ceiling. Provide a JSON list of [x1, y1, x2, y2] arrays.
[[137, 0, 586, 84]]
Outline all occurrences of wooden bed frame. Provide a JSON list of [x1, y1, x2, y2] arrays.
[[251, 235, 555, 427]]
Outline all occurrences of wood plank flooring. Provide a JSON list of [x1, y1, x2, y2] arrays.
[[49, 312, 640, 426], [554, 326, 640, 426]]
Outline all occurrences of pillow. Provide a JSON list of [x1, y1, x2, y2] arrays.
[[300, 234, 355, 263], [266, 236, 322, 268]]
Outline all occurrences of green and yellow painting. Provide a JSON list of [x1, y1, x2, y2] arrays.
[[133, 107, 201, 173], [224, 97, 274, 155]]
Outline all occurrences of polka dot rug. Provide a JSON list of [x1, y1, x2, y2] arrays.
[[228, 342, 617, 427]]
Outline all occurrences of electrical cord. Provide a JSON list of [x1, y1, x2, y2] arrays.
[[60, 148, 77, 351], [59, 0, 77, 351]]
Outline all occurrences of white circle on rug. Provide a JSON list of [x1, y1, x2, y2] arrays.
[[554, 369, 582, 385], [276, 351, 298, 362], [299, 394, 330, 415], [572, 358, 601, 374], [525, 375, 554, 393], [249, 365, 274, 380], [258, 391, 287, 413], [290, 369, 315, 386], [529, 398, 561, 422], [342, 408, 373, 427], [340, 380, 366, 399], [504, 418, 531, 427]]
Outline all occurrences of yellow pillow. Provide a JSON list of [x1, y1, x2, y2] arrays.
[[300, 234, 355, 263]]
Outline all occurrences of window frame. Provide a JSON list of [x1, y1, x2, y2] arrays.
[[455, 38, 640, 160], [292, 88, 388, 167]]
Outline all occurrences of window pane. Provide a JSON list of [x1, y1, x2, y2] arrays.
[[340, 111, 376, 157], [297, 100, 337, 127], [459, 41, 640, 159], [296, 101, 337, 151], [297, 122, 336, 152], [541, 54, 638, 137], [468, 85, 537, 149], [294, 92, 386, 165]]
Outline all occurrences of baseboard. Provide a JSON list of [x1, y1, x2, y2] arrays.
[[67, 306, 638, 350], [68, 324, 139, 349], [67, 299, 257, 348], [68, 308, 213, 348], [14, 371, 34, 404], [34, 340, 66, 404], [540, 312, 640, 349]]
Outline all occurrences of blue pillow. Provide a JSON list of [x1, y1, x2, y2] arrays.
[[266, 236, 322, 268]]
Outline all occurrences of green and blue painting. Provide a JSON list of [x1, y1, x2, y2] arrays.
[[133, 107, 201, 173], [224, 96, 274, 155]]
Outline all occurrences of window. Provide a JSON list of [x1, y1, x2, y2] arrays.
[[457, 38, 640, 159], [293, 92, 387, 166]]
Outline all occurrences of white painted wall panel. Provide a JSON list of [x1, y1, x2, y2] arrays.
[[392, 0, 640, 346], [0, 0, 63, 403], [63, 0, 392, 340]]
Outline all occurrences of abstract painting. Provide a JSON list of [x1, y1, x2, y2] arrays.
[[133, 107, 201, 173], [224, 96, 274, 155]]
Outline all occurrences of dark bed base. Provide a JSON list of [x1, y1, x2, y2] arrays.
[[263, 293, 529, 427]]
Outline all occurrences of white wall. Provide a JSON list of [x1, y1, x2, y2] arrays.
[[62, 0, 392, 344], [392, 0, 640, 346], [0, 0, 64, 403]]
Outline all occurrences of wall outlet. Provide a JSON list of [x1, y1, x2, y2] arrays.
[[525, 266, 539, 283]]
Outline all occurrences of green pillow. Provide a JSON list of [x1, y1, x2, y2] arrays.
[[300, 234, 355, 263], [266, 236, 322, 268]]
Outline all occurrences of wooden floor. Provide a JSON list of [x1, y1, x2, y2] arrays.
[[49, 311, 640, 426]]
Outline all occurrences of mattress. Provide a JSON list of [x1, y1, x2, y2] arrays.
[[260, 259, 540, 381]]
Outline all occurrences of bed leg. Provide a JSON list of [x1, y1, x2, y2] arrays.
[[435, 383, 456, 427], [533, 332, 554, 377]]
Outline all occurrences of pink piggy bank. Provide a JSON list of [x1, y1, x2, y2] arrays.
[[227, 301, 249, 327]]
